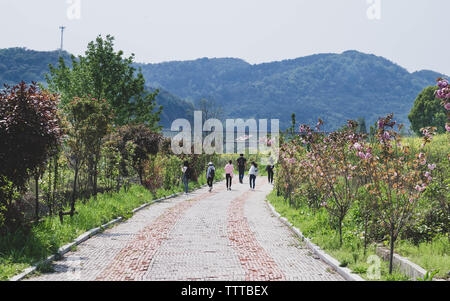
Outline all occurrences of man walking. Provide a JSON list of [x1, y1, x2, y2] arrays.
[[236, 154, 247, 184], [206, 162, 216, 192]]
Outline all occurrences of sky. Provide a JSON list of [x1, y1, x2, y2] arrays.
[[0, 0, 449, 75]]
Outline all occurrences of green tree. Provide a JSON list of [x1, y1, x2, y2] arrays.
[[409, 86, 446, 135], [64, 96, 112, 218], [46, 35, 162, 130]]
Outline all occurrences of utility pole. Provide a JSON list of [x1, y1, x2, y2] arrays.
[[59, 26, 66, 51]]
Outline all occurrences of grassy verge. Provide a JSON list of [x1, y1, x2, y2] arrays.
[[0, 172, 224, 281], [267, 191, 448, 281], [395, 236, 449, 279]]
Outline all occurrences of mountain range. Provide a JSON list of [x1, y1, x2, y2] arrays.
[[0, 48, 445, 130]]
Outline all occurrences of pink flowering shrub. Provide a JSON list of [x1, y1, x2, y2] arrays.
[[297, 120, 365, 246], [277, 114, 436, 274], [436, 78, 450, 132]]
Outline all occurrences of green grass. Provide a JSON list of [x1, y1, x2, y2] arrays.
[[267, 191, 449, 281], [395, 236, 449, 279], [0, 185, 154, 280], [403, 133, 450, 162], [0, 172, 226, 281]]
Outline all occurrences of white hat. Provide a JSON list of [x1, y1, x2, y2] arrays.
[[208, 162, 213, 166]]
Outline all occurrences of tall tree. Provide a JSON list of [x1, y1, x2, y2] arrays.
[[0, 82, 61, 228], [64, 96, 112, 216], [46, 35, 162, 130], [408, 86, 446, 135]]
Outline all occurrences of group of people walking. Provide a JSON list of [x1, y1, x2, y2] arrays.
[[181, 154, 275, 194]]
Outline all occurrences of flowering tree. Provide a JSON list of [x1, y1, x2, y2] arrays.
[[277, 142, 302, 207], [299, 120, 365, 246], [435, 78, 450, 132], [357, 114, 435, 273]]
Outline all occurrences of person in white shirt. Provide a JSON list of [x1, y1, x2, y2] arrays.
[[248, 162, 258, 190]]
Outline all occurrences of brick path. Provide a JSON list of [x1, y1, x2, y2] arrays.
[[28, 176, 344, 281]]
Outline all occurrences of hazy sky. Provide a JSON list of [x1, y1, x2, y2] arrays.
[[1, 0, 449, 75]]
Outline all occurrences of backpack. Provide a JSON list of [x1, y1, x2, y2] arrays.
[[208, 166, 215, 179], [185, 167, 192, 180]]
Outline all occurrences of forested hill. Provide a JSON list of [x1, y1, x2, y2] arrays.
[[0, 47, 193, 128], [139, 51, 445, 130], [0, 48, 445, 130], [0, 48, 72, 85]]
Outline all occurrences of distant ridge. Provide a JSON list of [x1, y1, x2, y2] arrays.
[[0, 48, 445, 130], [139, 50, 445, 130]]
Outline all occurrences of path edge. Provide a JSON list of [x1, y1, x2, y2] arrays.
[[265, 201, 365, 281], [8, 185, 214, 282]]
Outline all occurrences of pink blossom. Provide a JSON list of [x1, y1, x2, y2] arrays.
[[428, 164, 436, 171], [415, 185, 426, 192], [438, 79, 449, 89], [358, 152, 365, 159], [445, 102, 450, 111], [425, 172, 432, 181], [353, 143, 362, 151]]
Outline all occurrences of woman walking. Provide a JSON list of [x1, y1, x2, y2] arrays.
[[182, 161, 190, 194], [225, 160, 234, 191], [249, 162, 258, 190]]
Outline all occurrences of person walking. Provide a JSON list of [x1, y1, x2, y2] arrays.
[[249, 162, 258, 190], [182, 161, 190, 194], [225, 160, 234, 191], [237, 154, 247, 184], [266, 164, 274, 184], [206, 162, 216, 192]]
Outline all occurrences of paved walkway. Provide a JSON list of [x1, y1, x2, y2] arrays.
[[28, 176, 343, 281]]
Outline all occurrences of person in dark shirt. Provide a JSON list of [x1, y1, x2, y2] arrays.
[[236, 154, 247, 184], [266, 164, 274, 184]]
